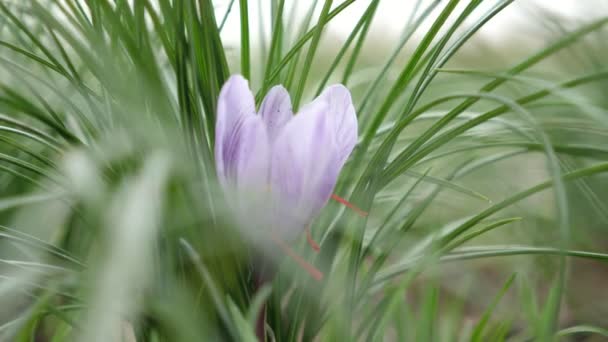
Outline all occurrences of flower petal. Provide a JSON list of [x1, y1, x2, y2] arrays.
[[231, 115, 270, 191], [270, 100, 341, 238], [259, 85, 293, 143], [222, 114, 271, 229], [316, 84, 358, 165], [215, 75, 257, 186]]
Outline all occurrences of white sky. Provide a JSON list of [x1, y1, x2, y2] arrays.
[[217, 0, 607, 48]]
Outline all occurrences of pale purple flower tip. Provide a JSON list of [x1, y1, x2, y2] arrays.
[[215, 75, 358, 239], [259, 85, 293, 143], [215, 75, 268, 190]]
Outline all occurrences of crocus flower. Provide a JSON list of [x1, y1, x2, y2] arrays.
[[215, 75, 358, 241]]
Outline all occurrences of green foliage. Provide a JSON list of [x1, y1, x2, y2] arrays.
[[0, 0, 607, 341]]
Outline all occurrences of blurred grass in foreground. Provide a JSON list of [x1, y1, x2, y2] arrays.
[[0, 0, 607, 341]]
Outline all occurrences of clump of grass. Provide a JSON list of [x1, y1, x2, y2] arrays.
[[0, 0, 607, 341]]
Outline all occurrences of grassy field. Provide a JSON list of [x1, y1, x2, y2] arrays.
[[0, 0, 607, 341]]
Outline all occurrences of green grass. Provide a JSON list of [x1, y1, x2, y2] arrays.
[[0, 0, 607, 341]]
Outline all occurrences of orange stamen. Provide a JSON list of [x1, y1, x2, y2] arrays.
[[305, 227, 320, 252], [331, 194, 368, 217], [270, 235, 324, 281]]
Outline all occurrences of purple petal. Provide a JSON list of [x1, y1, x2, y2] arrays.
[[316, 84, 358, 166], [270, 100, 341, 238], [230, 115, 270, 191], [215, 75, 257, 186], [227, 115, 271, 230], [259, 85, 293, 143]]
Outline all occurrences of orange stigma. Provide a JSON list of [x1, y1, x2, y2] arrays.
[[305, 227, 320, 252], [331, 194, 368, 217], [270, 235, 323, 281]]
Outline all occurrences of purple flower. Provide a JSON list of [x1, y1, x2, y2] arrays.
[[215, 75, 358, 240]]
